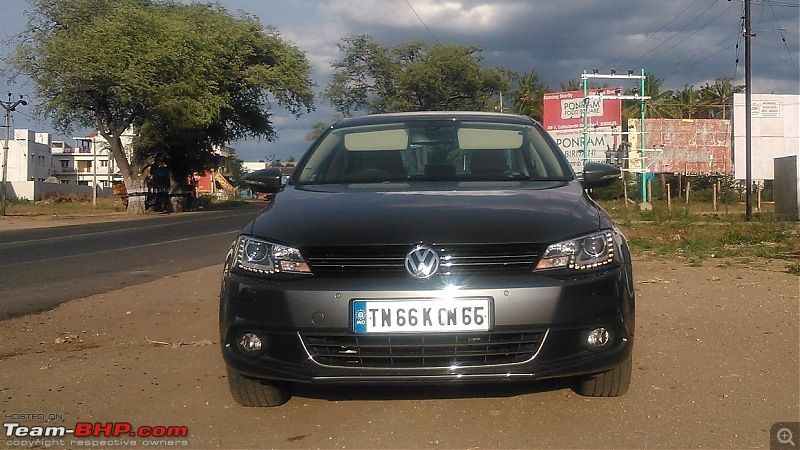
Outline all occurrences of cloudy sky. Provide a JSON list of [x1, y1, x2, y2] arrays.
[[1, 0, 798, 163]]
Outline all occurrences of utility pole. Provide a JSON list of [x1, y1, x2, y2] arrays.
[[1, 93, 28, 216], [499, 91, 504, 113], [744, 0, 754, 220], [92, 139, 97, 206]]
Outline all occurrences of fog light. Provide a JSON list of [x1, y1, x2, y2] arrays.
[[237, 333, 264, 354], [586, 327, 611, 349]]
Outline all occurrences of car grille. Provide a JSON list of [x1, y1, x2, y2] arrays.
[[302, 331, 546, 368], [303, 243, 542, 276]]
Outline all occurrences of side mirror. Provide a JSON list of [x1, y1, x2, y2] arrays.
[[244, 168, 285, 194], [581, 162, 621, 189]]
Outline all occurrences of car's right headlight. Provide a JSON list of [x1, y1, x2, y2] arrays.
[[233, 236, 312, 275], [535, 230, 617, 271]]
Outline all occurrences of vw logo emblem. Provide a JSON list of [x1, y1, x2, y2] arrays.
[[405, 244, 440, 279]]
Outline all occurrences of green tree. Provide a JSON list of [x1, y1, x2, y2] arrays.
[[512, 71, 549, 122], [623, 74, 676, 120], [673, 84, 702, 119], [306, 121, 332, 141], [560, 79, 583, 91], [8, 0, 314, 214], [325, 35, 508, 114], [324, 35, 399, 115], [698, 77, 743, 119], [224, 157, 248, 189], [559, 79, 606, 92]]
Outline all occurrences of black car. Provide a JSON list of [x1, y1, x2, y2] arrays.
[[220, 111, 635, 406]]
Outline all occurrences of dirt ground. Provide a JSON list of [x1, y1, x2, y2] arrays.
[[1, 216, 798, 449], [0, 211, 147, 231]]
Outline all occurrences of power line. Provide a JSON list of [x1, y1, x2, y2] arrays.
[[729, 0, 799, 7], [606, 0, 703, 69], [732, 4, 745, 84], [625, 0, 724, 69], [403, 0, 440, 44], [639, 1, 740, 70], [766, 1, 800, 75], [658, 32, 741, 77]]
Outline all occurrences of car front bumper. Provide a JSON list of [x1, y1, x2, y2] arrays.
[[220, 265, 635, 384]]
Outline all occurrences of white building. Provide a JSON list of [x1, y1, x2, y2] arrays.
[[51, 130, 132, 188], [243, 162, 269, 173], [5, 129, 52, 182], [1, 128, 97, 201], [733, 93, 800, 181]]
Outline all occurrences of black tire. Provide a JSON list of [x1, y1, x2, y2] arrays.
[[573, 353, 632, 397], [226, 366, 291, 407]]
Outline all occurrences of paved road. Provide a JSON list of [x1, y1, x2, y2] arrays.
[[0, 203, 265, 319]]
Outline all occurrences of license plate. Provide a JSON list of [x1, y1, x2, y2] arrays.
[[353, 298, 491, 333]]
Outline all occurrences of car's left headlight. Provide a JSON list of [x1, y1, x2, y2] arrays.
[[535, 230, 617, 271], [233, 236, 312, 275]]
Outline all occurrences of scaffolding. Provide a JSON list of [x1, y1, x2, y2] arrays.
[[581, 69, 654, 203]]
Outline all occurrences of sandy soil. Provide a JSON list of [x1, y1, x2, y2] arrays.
[[0, 211, 146, 231]]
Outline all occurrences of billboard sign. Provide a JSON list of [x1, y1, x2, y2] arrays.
[[543, 89, 622, 131], [751, 100, 781, 118], [543, 89, 623, 173]]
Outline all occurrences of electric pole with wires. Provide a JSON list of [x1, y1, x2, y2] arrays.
[[1, 93, 28, 216]]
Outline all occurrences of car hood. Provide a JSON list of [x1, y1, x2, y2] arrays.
[[246, 182, 605, 247]]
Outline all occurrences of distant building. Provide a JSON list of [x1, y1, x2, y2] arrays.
[[51, 130, 132, 187], [733, 93, 800, 181], [243, 162, 268, 173], [5, 129, 52, 183], [2, 128, 97, 201], [242, 161, 296, 173], [192, 145, 238, 195]]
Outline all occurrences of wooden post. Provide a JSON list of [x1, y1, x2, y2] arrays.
[[686, 181, 691, 207], [757, 184, 762, 211], [623, 172, 629, 210], [677, 173, 682, 199], [712, 182, 717, 215], [666, 183, 672, 209], [647, 179, 652, 203]]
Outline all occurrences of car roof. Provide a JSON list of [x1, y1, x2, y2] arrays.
[[332, 111, 538, 129]]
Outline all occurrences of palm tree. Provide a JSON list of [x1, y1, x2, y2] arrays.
[[624, 74, 676, 120], [512, 71, 549, 122], [699, 78, 743, 119], [674, 84, 702, 119], [560, 79, 607, 92], [560, 79, 582, 91]]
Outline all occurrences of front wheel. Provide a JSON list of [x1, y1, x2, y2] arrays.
[[572, 353, 632, 397], [226, 366, 291, 407]]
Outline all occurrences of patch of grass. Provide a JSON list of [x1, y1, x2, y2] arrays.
[[688, 258, 704, 267], [627, 237, 656, 251], [3, 195, 122, 215], [602, 200, 800, 271], [787, 261, 800, 275]]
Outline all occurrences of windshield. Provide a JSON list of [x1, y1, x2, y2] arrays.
[[295, 120, 572, 185]]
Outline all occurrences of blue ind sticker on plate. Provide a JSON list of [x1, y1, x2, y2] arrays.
[[353, 301, 368, 333], [352, 298, 491, 333]]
